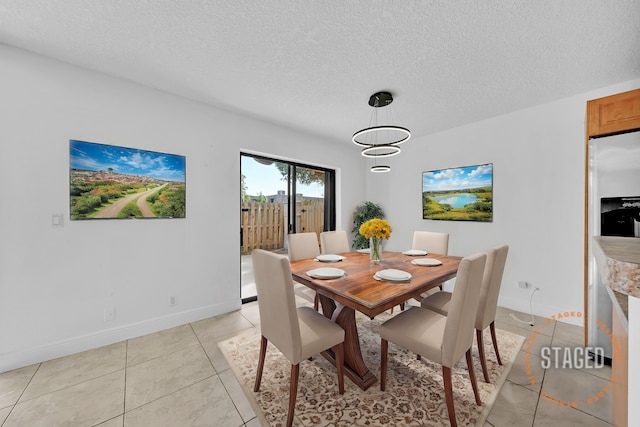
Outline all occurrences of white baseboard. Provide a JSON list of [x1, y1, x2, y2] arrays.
[[0, 301, 239, 374], [498, 294, 584, 327]]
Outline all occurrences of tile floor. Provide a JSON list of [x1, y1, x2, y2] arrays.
[[0, 302, 614, 426]]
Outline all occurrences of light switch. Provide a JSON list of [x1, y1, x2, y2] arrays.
[[51, 214, 63, 228]]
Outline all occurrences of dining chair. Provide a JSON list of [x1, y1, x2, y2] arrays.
[[252, 249, 345, 427], [288, 232, 321, 310], [320, 230, 350, 254], [380, 252, 486, 427], [394, 230, 451, 312], [412, 230, 450, 255], [421, 244, 509, 383]]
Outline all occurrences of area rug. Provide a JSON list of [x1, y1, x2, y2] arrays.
[[219, 311, 524, 426]]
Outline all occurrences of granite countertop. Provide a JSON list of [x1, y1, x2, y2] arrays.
[[593, 236, 640, 299]]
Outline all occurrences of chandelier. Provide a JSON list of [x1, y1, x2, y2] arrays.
[[352, 91, 411, 172]]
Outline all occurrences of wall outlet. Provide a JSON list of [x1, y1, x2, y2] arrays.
[[518, 281, 530, 289], [104, 307, 116, 321], [169, 296, 176, 306]]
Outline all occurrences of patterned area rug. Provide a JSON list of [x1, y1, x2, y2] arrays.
[[219, 310, 524, 426]]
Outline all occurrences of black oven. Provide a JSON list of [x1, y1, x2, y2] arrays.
[[601, 196, 640, 237]]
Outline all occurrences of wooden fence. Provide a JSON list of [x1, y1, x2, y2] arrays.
[[241, 200, 324, 254], [295, 200, 325, 235]]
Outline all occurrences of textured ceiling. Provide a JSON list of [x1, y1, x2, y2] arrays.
[[1, 0, 639, 145]]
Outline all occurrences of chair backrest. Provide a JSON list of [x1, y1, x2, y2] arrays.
[[251, 249, 303, 364], [320, 230, 350, 254], [441, 252, 486, 367], [412, 231, 449, 255], [287, 232, 320, 261], [476, 245, 509, 330]]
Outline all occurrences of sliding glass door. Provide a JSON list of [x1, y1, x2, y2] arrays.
[[240, 153, 335, 302]]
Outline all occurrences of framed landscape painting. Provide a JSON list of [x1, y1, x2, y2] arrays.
[[70, 140, 186, 220], [422, 163, 493, 222]]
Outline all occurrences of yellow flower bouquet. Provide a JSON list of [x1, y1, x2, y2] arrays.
[[359, 218, 391, 262]]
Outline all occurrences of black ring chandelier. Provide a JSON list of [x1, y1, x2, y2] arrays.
[[352, 91, 411, 172]]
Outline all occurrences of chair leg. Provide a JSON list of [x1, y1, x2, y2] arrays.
[[442, 366, 457, 427], [489, 321, 502, 365], [334, 342, 345, 394], [476, 328, 491, 383], [253, 336, 268, 392], [465, 349, 482, 405], [286, 363, 300, 427], [380, 338, 388, 391]]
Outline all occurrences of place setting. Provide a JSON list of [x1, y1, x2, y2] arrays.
[[306, 267, 346, 280], [373, 268, 412, 283], [402, 249, 428, 256], [411, 257, 443, 267], [314, 254, 345, 262]]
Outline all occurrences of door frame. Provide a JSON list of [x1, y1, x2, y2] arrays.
[[240, 152, 336, 303]]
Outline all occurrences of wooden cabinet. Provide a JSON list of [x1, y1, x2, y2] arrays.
[[587, 88, 640, 137]]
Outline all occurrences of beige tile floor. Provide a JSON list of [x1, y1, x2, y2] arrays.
[[0, 302, 614, 426]]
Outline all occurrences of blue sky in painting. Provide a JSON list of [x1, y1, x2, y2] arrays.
[[422, 163, 492, 192], [70, 140, 185, 182]]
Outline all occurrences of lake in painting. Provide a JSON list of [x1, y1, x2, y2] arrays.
[[433, 193, 479, 208]]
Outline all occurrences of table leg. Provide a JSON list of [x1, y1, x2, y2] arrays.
[[318, 295, 377, 390]]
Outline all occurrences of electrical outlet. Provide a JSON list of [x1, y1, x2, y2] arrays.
[[518, 281, 530, 289], [104, 307, 116, 321], [169, 296, 176, 306]]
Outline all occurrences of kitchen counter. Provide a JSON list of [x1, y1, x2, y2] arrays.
[[593, 236, 636, 427], [607, 287, 629, 333], [593, 236, 640, 299]]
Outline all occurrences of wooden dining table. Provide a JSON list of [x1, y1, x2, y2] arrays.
[[289, 250, 462, 391]]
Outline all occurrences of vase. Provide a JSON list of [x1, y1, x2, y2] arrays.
[[370, 236, 383, 263]]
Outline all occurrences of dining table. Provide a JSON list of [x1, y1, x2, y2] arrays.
[[289, 250, 462, 391]]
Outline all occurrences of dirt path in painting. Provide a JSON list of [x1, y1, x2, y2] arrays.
[[95, 183, 167, 218]]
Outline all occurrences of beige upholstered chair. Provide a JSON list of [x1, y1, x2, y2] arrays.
[[380, 252, 487, 427], [412, 230, 449, 254], [252, 249, 345, 427], [421, 244, 509, 383], [320, 230, 350, 254], [401, 231, 451, 310], [287, 232, 321, 309], [288, 232, 321, 261]]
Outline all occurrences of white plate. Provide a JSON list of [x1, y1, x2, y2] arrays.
[[357, 248, 370, 254], [411, 258, 442, 267], [315, 254, 345, 262], [402, 249, 428, 256], [375, 269, 412, 281], [306, 267, 345, 279]]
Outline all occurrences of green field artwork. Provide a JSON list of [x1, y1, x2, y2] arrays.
[[422, 163, 492, 222], [70, 140, 186, 220]]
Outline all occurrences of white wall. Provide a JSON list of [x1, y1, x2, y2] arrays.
[[367, 78, 640, 323], [0, 44, 365, 372]]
